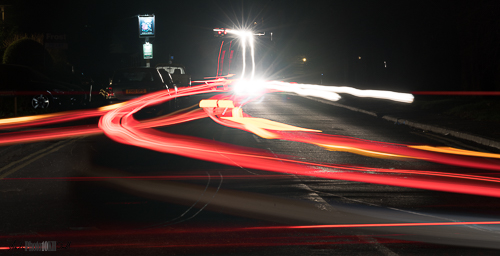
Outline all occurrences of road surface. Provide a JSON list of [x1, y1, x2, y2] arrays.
[[1, 92, 500, 255]]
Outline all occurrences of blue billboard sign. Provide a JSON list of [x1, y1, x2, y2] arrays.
[[138, 15, 155, 38]]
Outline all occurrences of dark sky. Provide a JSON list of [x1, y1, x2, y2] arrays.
[[5, 0, 500, 91]]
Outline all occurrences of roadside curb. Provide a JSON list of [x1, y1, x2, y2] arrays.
[[304, 96, 500, 150]]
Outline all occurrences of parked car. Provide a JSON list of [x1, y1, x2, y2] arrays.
[[44, 69, 95, 104], [156, 63, 191, 88], [102, 67, 174, 102], [0, 64, 87, 112]]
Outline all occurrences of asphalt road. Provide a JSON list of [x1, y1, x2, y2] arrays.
[[1, 92, 500, 255]]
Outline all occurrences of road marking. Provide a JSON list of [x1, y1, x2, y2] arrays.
[[411, 131, 488, 152], [0, 139, 76, 179], [0, 140, 69, 175], [145, 171, 213, 229], [357, 236, 399, 256], [252, 134, 263, 143], [293, 177, 399, 256]]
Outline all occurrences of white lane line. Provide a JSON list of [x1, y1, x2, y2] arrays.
[[293, 177, 399, 256], [0, 139, 76, 179]]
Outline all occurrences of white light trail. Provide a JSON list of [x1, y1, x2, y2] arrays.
[[213, 29, 413, 104], [240, 32, 247, 79], [249, 33, 256, 80], [235, 80, 414, 103], [216, 29, 257, 80]]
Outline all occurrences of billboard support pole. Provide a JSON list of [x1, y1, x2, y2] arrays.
[[145, 37, 150, 67]]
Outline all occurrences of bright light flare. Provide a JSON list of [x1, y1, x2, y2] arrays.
[[233, 79, 267, 96]]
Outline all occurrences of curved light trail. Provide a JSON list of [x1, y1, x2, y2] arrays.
[[2, 79, 500, 198]]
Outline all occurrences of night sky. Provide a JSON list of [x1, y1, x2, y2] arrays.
[[4, 0, 500, 91]]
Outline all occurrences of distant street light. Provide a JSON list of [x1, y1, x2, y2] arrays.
[[303, 58, 307, 62]]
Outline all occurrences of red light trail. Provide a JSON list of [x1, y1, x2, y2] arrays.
[[242, 221, 500, 230], [2, 79, 500, 198]]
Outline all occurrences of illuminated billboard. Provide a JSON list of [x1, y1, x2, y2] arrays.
[[138, 15, 155, 38]]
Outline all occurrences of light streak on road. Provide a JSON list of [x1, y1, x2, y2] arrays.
[[0, 125, 102, 145], [410, 145, 500, 159], [0, 102, 123, 130], [98, 102, 127, 111], [0, 230, 414, 250], [265, 81, 414, 103], [238, 32, 253, 79], [95, 86, 500, 197], [242, 221, 500, 230], [248, 32, 256, 80], [202, 97, 500, 171], [216, 40, 224, 77], [3, 79, 500, 197]]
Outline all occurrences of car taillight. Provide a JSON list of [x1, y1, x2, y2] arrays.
[[106, 87, 115, 98]]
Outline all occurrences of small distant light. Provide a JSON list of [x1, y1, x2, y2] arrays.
[[303, 58, 307, 62], [384, 61, 387, 68], [358, 56, 361, 60]]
